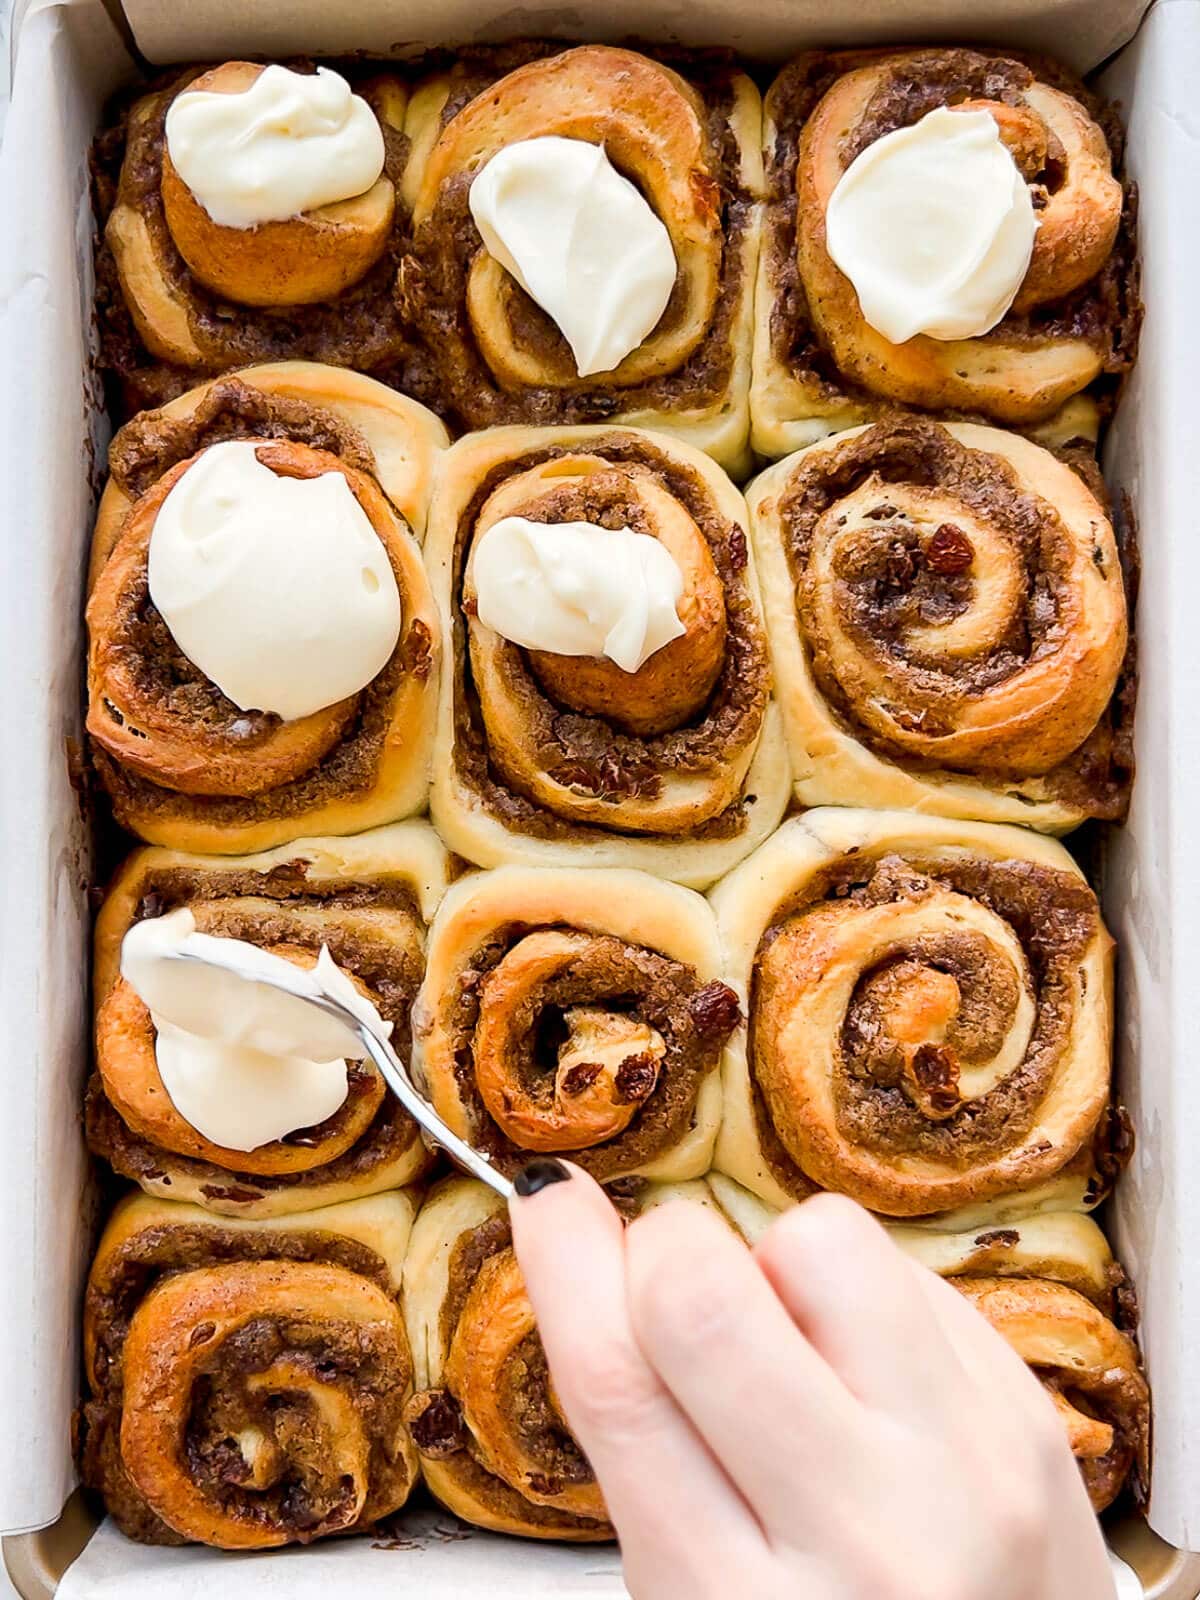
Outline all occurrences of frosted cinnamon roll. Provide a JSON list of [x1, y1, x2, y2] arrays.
[[753, 49, 1138, 456], [86, 364, 445, 853], [747, 416, 1132, 831], [710, 810, 1114, 1219], [80, 1190, 419, 1547], [425, 424, 789, 888], [398, 44, 762, 469], [96, 63, 412, 412], [413, 865, 737, 1180], [403, 1175, 725, 1537], [88, 822, 447, 1216]]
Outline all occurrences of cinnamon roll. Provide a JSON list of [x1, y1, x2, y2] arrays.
[[80, 1190, 419, 1546], [88, 821, 447, 1216], [898, 1224, 1151, 1514], [950, 1276, 1148, 1510], [425, 424, 789, 888], [889, 1205, 1122, 1297], [747, 415, 1132, 830], [413, 864, 739, 1180], [710, 810, 1114, 1219], [753, 49, 1138, 456], [709, 1175, 1147, 1512], [97, 63, 412, 412], [398, 44, 762, 470], [402, 1175, 724, 1537], [86, 364, 445, 853]]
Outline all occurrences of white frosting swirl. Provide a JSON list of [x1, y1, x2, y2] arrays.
[[468, 136, 677, 376], [164, 64, 386, 229], [825, 106, 1038, 344], [148, 440, 401, 723], [121, 909, 393, 1153], [472, 515, 685, 673]]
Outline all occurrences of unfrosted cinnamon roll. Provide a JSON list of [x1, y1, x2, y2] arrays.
[[955, 1277, 1148, 1511], [86, 364, 445, 853], [425, 424, 789, 887], [402, 1175, 725, 1537], [97, 63, 412, 412], [710, 810, 1114, 1219], [413, 864, 739, 1180], [753, 49, 1138, 456], [398, 44, 762, 469], [88, 822, 447, 1216], [80, 1190, 419, 1546], [888, 1209, 1119, 1307], [708, 1175, 1147, 1512], [747, 415, 1132, 831]]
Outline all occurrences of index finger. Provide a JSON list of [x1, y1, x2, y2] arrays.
[[508, 1162, 763, 1583]]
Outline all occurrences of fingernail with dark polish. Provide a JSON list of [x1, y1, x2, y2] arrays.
[[513, 1158, 571, 1198]]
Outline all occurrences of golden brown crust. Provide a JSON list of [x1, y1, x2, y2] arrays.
[[710, 811, 1114, 1219], [397, 45, 762, 469], [402, 1176, 722, 1538], [98, 65, 411, 407], [80, 1191, 419, 1547], [158, 63, 396, 309], [413, 864, 734, 1181], [955, 1276, 1149, 1511], [401, 1180, 611, 1540], [747, 416, 1131, 831], [87, 823, 448, 1216], [426, 423, 790, 888], [752, 49, 1139, 456], [86, 367, 445, 854]]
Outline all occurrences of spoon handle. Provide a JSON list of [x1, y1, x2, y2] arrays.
[[356, 1023, 515, 1200]]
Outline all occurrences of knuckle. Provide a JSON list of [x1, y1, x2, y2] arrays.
[[758, 1191, 877, 1273], [628, 1224, 740, 1355]]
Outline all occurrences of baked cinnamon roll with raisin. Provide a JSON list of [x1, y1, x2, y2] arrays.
[[753, 49, 1138, 456], [425, 424, 789, 887], [88, 822, 447, 1216], [86, 363, 445, 853], [97, 63, 412, 411], [747, 415, 1132, 831], [402, 1175, 726, 1538], [413, 865, 739, 1181], [710, 810, 1114, 1219], [80, 1190, 420, 1546], [398, 44, 762, 469]]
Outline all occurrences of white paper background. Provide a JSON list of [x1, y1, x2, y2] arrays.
[[1099, 0, 1200, 1557]]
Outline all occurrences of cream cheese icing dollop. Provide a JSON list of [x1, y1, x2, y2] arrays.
[[120, 908, 392, 1152], [472, 515, 685, 673], [148, 439, 402, 722], [824, 106, 1038, 344], [164, 64, 386, 229], [468, 136, 677, 376]]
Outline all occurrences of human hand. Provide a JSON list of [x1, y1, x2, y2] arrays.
[[508, 1161, 1116, 1600]]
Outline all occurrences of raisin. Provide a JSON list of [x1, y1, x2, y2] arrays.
[[612, 1053, 659, 1104], [403, 1389, 468, 1458], [925, 525, 974, 574], [688, 982, 743, 1040]]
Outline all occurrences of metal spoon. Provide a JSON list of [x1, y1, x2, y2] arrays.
[[163, 943, 515, 1201]]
